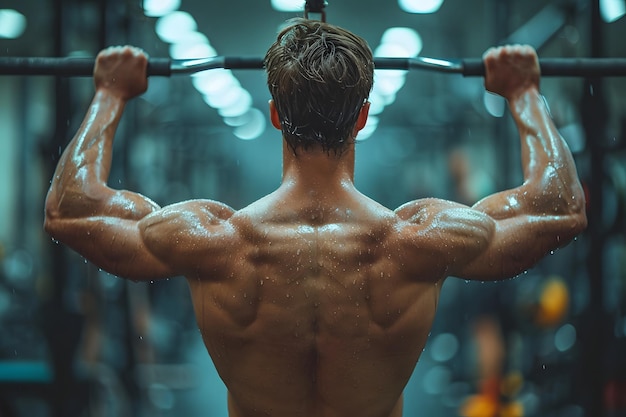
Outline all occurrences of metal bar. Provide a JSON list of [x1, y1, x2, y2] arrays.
[[1, 56, 626, 77]]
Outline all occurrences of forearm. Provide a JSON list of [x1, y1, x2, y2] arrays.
[[46, 89, 126, 218], [511, 88, 585, 214], [474, 89, 586, 220]]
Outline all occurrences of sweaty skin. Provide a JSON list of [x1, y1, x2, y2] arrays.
[[45, 45, 586, 417]]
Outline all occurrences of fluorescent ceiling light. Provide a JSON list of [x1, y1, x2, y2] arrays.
[[0, 9, 27, 39], [203, 85, 249, 109], [233, 108, 266, 140], [218, 91, 253, 118], [191, 69, 240, 96], [398, 0, 444, 14], [155, 11, 197, 43], [169, 31, 216, 59], [143, 0, 180, 17], [170, 42, 216, 59], [600, 0, 626, 22], [380, 27, 423, 57], [271, 0, 305, 12]]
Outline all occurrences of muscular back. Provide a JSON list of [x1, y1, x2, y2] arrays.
[[44, 43, 587, 417], [176, 191, 449, 417]]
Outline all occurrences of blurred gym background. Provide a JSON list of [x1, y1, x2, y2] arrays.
[[0, 0, 625, 416]]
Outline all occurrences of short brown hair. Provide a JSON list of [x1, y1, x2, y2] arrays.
[[264, 19, 374, 154]]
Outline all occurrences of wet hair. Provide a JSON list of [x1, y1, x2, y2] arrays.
[[264, 18, 374, 155]]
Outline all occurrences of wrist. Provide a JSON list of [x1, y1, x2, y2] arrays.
[[94, 87, 130, 105], [507, 86, 546, 115]]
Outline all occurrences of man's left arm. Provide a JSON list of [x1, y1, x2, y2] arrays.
[[44, 46, 175, 281]]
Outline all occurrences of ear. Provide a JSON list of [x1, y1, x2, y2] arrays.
[[353, 101, 370, 134], [269, 100, 282, 130]]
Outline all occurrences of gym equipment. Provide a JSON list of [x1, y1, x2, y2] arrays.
[[1, 55, 625, 77]]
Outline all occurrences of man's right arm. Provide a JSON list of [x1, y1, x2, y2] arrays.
[[453, 45, 587, 280]]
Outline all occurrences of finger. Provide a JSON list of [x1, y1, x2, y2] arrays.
[[482, 46, 500, 61]]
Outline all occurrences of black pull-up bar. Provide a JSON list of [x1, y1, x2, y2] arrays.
[[0, 56, 626, 77]]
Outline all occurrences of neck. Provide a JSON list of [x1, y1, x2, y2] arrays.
[[281, 140, 356, 192]]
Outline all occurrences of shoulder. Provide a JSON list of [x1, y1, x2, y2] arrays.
[[394, 198, 495, 266], [138, 199, 237, 258], [396, 198, 493, 229], [395, 198, 455, 222], [395, 198, 490, 227], [141, 199, 235, 227]]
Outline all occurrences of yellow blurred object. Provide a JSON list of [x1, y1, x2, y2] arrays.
[[535, 276, 569, 327], [460, 395, 524, 417], [500, 401, 524, 417], [460, 394, 499, 417]]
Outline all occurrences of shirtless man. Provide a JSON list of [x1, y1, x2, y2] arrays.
[[44, 19, 587, 417]]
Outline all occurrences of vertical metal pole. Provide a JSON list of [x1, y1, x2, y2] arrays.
[[41, 0, 81, 415], [40, 0, 101, 415], [16, 79, 28, 249], [493, 0, 512, 189], [581, 0, 607, 415]]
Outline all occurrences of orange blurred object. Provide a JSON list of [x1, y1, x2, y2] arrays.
[[535, 276, 569, 327]]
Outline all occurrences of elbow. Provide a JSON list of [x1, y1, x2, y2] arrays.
[[43, 193, 64, 238], [572, 207, 588, 237], [556, 207, 587, 248], [552, 181, 588, 240], [568, 187, 588, 236], [44, 206, 60, 238]]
